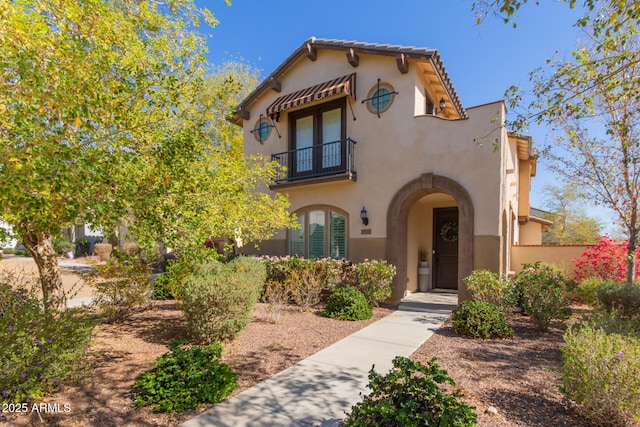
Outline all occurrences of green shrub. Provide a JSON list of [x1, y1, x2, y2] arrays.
[[584, 308, 640, 336], [0, 273, 94, 403], [133, 340, 236, 413], [463, 269, 514, 311], [83, 254, 152, 323], [343, 356, 477, 427], [561, 325, 640, 426], [354, 259, 395, 307], [151, 273, 173, 300], [323, 285, 372, 321], [161, 249, 222, 301], [1, 247, 15, 255], [513, 262, 573, 331], [597, 282, 640, 319], [452, 300, 514, 339], [181, 257, 265, 343], [52, 234, 74, 256], [74, 238, 90, 257], [578, 277, 611, 306]]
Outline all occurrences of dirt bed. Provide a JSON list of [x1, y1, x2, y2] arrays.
[[1, 257, 591, 426]]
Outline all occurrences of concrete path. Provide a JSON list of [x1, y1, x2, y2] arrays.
[[180, 292, 458, 427]]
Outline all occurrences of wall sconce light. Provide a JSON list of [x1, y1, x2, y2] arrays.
[[439, 98, 446, 113], [360, 206, 369, 226]]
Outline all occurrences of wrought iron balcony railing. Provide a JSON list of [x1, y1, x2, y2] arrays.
[[271, 138, 357, 184]]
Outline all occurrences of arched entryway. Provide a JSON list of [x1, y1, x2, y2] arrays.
[[386, 173, 474, 305]]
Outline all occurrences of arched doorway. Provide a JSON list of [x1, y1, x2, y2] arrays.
[[386, 173, 474, 305]]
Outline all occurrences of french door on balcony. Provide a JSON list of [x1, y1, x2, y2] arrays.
[[289, 98, 346, 178]]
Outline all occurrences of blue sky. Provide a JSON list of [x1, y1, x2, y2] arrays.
[[197, 0, 617, 230]]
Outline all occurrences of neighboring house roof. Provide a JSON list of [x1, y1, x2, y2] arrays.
[[530, 207, 551, 218], [231, 37, 467, 125], [529, 207, 553, 228]]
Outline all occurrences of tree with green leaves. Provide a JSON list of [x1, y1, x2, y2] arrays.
[[539, 184, 602, 245], [0, 1, 293, 309], [473, 0, 640, 283]]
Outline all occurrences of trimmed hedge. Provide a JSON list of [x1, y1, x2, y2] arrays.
[[452, 300, 514, 339], [323, 285, 372, 321]]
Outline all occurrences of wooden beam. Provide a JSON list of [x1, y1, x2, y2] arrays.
[[346, 48, 359, 67], [396, 53, 409, 74], [269, 77, 281, 92], [305, 42, 317, 61], [236, 108, 250, 121]]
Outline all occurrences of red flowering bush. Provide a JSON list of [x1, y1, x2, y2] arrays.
[[573, 235, 640, 282]]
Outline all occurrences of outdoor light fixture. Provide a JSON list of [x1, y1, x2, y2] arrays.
[[360, 206, 369, 226], [439, 98, 446, 113]]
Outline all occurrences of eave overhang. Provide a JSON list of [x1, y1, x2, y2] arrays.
[[229, 37, 467, 125]]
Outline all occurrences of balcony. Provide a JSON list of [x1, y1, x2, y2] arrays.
[[270, 138, 357, 189]]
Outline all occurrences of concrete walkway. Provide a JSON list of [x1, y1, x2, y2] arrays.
[[180, 292, 458, 427]]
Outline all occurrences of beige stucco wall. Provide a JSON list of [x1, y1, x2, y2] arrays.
[[474, 235, 501, 272], [511, 245, 588, 277], [519, 221, 544, 245], [239, 48, 532, 302], [243, 51, 507, 243]]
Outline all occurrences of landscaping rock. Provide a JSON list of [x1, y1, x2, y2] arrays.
[[485, 406, 499, 415]]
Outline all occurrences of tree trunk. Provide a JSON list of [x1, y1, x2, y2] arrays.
[[626, 223, 638, 285], [21, 229, 65, 311]]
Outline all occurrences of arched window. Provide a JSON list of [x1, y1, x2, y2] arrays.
[[289, 208, 348, 259]]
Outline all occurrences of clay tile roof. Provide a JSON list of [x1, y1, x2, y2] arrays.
[[231, 37, 467, 124]]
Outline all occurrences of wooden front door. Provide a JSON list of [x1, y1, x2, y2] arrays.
[[433, 207, 459, 289]]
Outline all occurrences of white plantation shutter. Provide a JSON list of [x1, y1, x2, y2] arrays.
[[308, 210, 325, 258], [329, 211, 347, 259], [290, 214, 305, 256]]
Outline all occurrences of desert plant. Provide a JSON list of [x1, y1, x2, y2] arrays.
[[597, 282, 640, 319], [561, 324, 640, 426], [262, 279, 291, 323], [181, 257, 265, 343], [452, 300, 514, 339], [262, 255, 304, 284], [92, 243, 113, 261], [513, 262, 573, 331], [583, 308, 640, 336], [354, 259, 395, 307], [578, 277, 610, 306], [133, 340, 236, 413], [323, 285, 372, 321], [0, 273, 94, 403], [287, 260, 335, 310], [343, 356, 477, 427], [122, 242, 142, 257], [463, 269, 514, 312], [83, 254, 152, 323]]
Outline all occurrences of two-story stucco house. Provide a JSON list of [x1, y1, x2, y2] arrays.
[[230, 38, 541, 304]]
